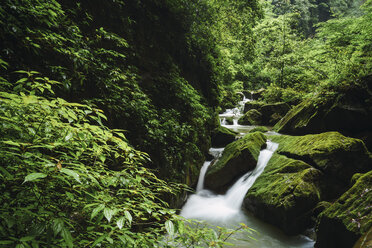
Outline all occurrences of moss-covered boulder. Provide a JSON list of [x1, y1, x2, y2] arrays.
[[223, 117, 234, 125], [274, 99, 324, 135], [243, 101, 265, 113], [270, 132, 372, 184], [205, 132, 266, 192], [315, 171, 372, 248], [353, 227, 372, 248], [274, 85, 372, 139], [259, 102, 291, 126], [249, 126, 269, 133], [211, 126, 238, 148], [242, 102, 290, 126], [244, 153, 323, 235], [252, 88, 265, 100], [238, 109, 263, 125]]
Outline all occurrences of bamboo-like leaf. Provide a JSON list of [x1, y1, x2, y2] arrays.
[[124, 210, 132, 225], [165, 220, 175, 236], [104, 208, 114, 222], [61, 228, 73, 248], [116, 217, 125, 230], [23, 173, 47, 183], [91, 204, 105, 220], [60, 168, 81, 183]]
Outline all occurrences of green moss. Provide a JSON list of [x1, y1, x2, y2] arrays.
[[319, 171, 372, 235], [249, 126, 269, 133], [246, 153, 321, 209], [270, 132, 372, 183], [238, 109, 262, 125], [273, 100, 321, 134], [243, 101, 265, 113], [244, 152, 323, 234], [208, 132, 266, 175]]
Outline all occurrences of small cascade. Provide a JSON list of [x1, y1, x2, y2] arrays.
[[181, 141, 278, 222], [219, 92, 254, 134], [224, 141, 278, 208], [196, 161, 211, 192], [196, 147, 225, 192]]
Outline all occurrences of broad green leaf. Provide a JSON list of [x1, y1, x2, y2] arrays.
[[60, 168, 81, 183], [98, 155, 106, 163], [92, 234, 107, 246], [65, 132, 73, 141], [52, 219, 64, 236], [0, 240, 14, 245], [61, 228, 73, 248], [165, 220, 175, 236], [117, 217, 125, 229], [124, 210, 132, 225], [23, 173, 47, 183], [104, 208, 114, 222], [2, 140, 21, 147], [91, 204, 105, 220], [20, 236, 35, 242]]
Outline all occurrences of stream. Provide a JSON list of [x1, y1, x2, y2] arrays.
[[180, 94, 315, 247]]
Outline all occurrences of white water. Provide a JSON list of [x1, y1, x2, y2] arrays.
[[180, 92, 315, 247], [219, 95, 257, 134], [181, 141, 277, 222], [196, 161, 211, 192]]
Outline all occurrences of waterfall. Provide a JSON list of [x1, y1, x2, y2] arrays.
[[180, 140, 278, 222], [224, 141, 278, 208], [196, 161, 211, 192]]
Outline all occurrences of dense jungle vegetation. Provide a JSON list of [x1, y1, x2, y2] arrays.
[[0, 0, 371, 247]]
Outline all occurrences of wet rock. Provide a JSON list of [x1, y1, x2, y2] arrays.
[[224, 117, 234, 125], [238, 109, 262, 125], [274, 83, 372, 143], [252, 88, 265, 100], [244, 132, 371, 235], [270, 132, 372, 184], [211, 126, 237, 148], [259, 102, 291, 125], [242, 102, 290, 126], [205, 132, 266, 192], [315, 171, 372, 248], [244, 153, 323, 235], [249, 126, 269, 133], [243, 101, 265, 113]]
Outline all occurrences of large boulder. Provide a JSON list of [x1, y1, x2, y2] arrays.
[[244, 153, 323, 235], [259, 102, 291, 125], [274, 83, 372, 145], [244, 132, 371, 235], [270, 132, 372, 184], [205, 132, 266, 192], [252, 88, 265, 100], [315, 171, 372, 248], [242, 102, 290, 126], [243, 101, 265, 113], [238, 109, 262, 125], [211, 126, 237, 147]]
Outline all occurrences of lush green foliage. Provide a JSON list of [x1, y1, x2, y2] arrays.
[[0, 0, 263, 183], [0, 72, 255, 247], [244, 0, 371, 104]]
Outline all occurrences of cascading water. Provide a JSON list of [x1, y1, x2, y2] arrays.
[[219, 94, 255, 134], [181, 140, 278, 222], [181, 92, 315, 248], [196, 148, 224, 192]]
